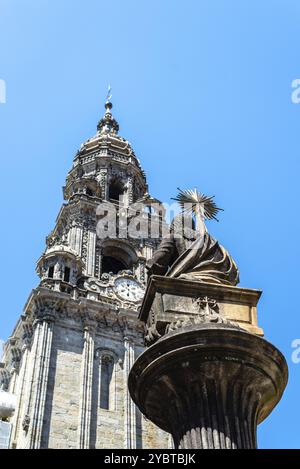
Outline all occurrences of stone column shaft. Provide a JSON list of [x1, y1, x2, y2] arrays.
[[127, 175, 134, 206], [98, 249, 103, 279], [27, 318, 54, 449], [78, 324, 95, 448], [123, 336, 136, 449], [11, 342, 31, 447], [167, 378, 258, 449], [86, 231, 96, 276], [70, 226, 83, 255], [129, 325, 288, 450]]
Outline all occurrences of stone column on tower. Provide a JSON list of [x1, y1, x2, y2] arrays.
[[78, 317, 97, 449], [123, 334, 137, 449], [26, 309, 55, 449]]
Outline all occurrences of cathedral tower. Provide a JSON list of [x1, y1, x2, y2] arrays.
[[0, 98, 169, 449]]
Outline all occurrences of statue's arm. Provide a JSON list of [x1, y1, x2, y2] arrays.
[[146, 237, 177, 276]]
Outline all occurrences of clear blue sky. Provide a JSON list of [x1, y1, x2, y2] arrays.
[[0, 0, 300, 448]]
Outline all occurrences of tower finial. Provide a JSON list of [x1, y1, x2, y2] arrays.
[[105, 85, 113, 111], [97, 86, 119, 134]]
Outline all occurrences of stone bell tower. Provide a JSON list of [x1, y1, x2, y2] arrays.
[[0, 98, 170, 449]]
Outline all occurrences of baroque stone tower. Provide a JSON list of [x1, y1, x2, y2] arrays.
[[0, 99, 170, 449]]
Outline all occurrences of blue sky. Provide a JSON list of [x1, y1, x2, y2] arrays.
[[0, 0, 300, 448]]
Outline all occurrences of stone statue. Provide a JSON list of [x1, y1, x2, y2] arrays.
[[146, 188, 239, 286]]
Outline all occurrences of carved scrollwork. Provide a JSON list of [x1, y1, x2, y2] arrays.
[[144, 323, 161, 345]]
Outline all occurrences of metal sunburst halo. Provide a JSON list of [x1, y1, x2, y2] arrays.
[[172, 188, 223, 235]]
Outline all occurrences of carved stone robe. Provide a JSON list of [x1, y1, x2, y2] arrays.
[[146, 231, 239, 286]]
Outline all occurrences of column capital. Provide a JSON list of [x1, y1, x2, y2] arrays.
[[33, 312, 56, 328], [21, 322, 34, 351], [10, 347, 22, 373], [0, 368, 10, 391], [82, 317, 97, 334], [123, 329, 136, 344]]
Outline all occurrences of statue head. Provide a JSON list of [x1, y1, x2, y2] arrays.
[[170, 213, 197, 241]]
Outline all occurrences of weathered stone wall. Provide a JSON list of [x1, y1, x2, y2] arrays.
[[42, 325, 82, 448], [12, 317, 170, 449], [141, 417, 171, 449]]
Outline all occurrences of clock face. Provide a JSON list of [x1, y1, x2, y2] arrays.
[[114, 277, 145, 302]]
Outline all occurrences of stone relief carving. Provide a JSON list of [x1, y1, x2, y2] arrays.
[[145, 295, 240, 346], [98, 169, 107, 199], [83, 271, 144, 311], [0, 368, 10, 391], [144, 323, 162, 345], [22, 414, 30, 432], [166, 296, 239, 333], [81, 227, 88, 265], [144, 307, 161, 345]]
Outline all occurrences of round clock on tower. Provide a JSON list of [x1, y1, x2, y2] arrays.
[[114, 277, 145, 303]]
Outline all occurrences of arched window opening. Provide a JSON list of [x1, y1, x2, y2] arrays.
[[100, 244, 136, 276], [86, 187, 94, 197], [64, 266, 70, 282], [109, 179, 124, 202], [144, 205, 154, 214], [48, 265, 54, 278], [99, 355, 114, 410], [102, 256, 127, 275]]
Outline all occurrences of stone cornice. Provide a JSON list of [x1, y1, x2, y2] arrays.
[[23, 287, 144, 335]]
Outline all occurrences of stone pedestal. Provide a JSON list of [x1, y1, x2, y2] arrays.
[[128, 276, 288, 449]]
